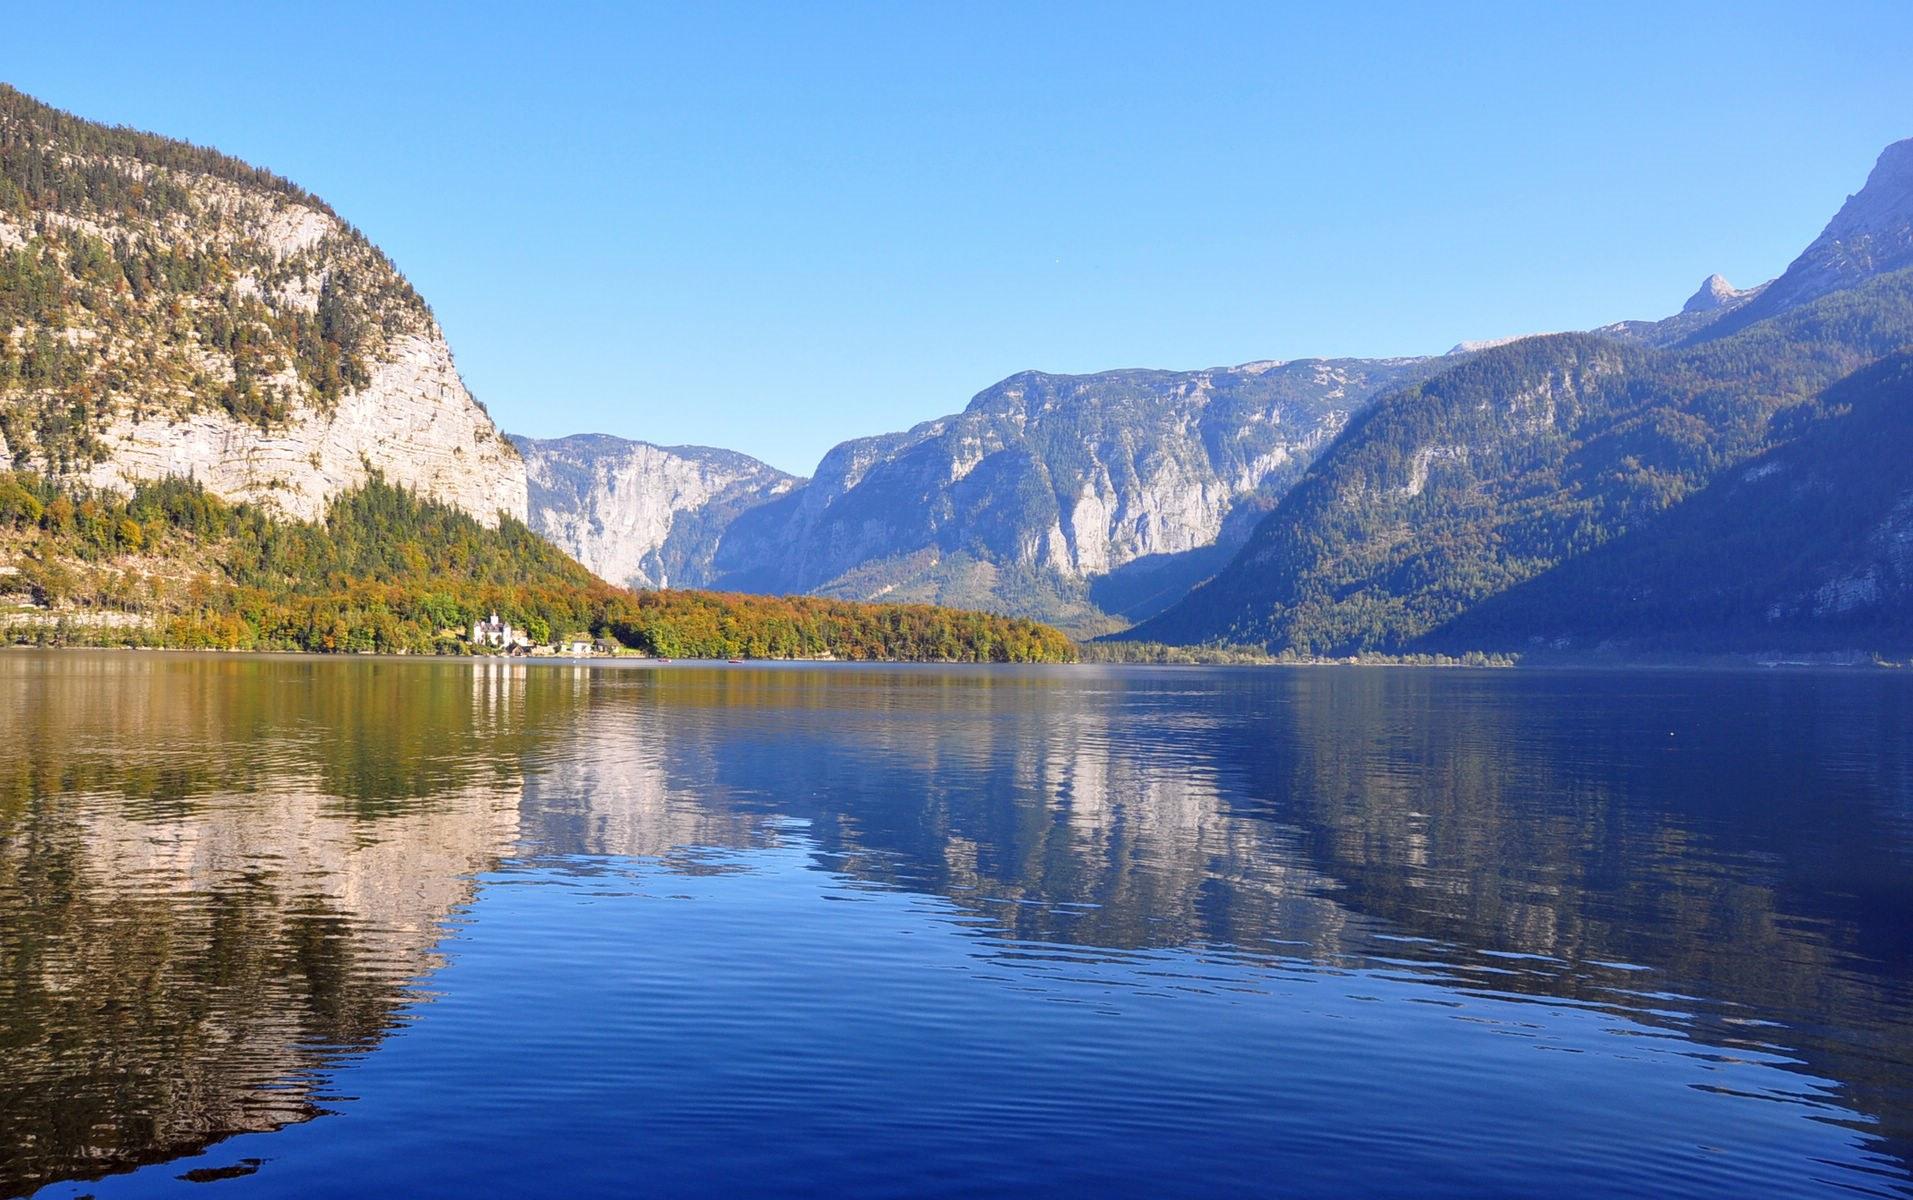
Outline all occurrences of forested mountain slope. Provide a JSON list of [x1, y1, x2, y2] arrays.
[[1127, 268, 1913, 653], [0, 471, 1074, 661], [1429, 351, 1913, 653], [1122, 136, 1913, 655]]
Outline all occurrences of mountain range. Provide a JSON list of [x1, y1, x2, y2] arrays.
[[518, 133, 1913, 652], [4, 79, 1910, 657], [518, 357, 1434, 634]]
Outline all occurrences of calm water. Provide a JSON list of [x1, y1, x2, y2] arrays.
[[2, 653, 1911, 1198]]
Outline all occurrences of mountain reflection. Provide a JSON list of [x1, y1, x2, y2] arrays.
[[0, 657, 566, 1197], [529, 666, 1913, 1178], [2, 655, 1910, 1195]]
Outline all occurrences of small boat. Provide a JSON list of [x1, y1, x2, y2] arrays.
[[657, 657, 672, 664], [728, 658, 745, 664]]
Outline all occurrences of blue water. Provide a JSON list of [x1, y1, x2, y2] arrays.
[[3, 655, 1910, 1197]]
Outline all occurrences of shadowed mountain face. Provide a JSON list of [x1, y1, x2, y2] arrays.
[[1127, 136, 1913, 655], [1428, 351, 1913, 652]]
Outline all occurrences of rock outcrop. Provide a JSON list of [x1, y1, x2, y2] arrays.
[[1681, 273, 1747, 313]]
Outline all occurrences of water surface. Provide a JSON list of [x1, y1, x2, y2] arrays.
[[2, 652, 1910, 1197]]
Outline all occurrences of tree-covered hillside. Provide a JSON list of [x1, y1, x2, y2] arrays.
[[1427, 351, 1913, 652], [0, 81, 526, 526], [0, 473, 1076, 662], [1125, 268, 1913, 654]]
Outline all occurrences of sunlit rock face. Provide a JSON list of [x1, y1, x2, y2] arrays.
[[670, 358, 1428, 632], [512, 360, 1430, 632], [716, 359, 1430, 584], [0, 85, 526, 526], [1743, 138, 1913, 317], [74, 324, 528, 526]]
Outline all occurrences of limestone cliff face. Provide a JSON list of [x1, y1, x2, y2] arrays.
[[70, 327, 527, 525], [514, 359, 1429, 631], [512, 434, 797, 589], [0, 85, 525, 525], [706, 358, 1432, 628]]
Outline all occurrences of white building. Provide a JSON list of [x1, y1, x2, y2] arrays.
[[471, 611, 514, 648]]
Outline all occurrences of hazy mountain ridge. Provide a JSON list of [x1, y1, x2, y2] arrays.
[[0, 84, 525, 525], [513, 433, 797, 589], [1594, 274, 1770, 348]]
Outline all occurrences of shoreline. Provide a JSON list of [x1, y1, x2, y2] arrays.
[[4, 642, 1908, 673]]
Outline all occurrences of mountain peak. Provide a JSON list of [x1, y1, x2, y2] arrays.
[[1706, 136, 1913, 335], [1827, 136, 1913, 239], [1447, 333, 1554, 355], [1682, 273, 1744, 313]]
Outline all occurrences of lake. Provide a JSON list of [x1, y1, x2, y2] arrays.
[[2, 651, 1910, 1198]]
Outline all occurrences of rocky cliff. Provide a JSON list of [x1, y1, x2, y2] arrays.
[[706, 358, 1433, 631], [512, 358, 1431, 633], [512, 433, 796, 589], [0, 84, 525, 525]]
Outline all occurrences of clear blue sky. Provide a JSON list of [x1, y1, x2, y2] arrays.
[[10, 1, 1913, 474]]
